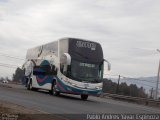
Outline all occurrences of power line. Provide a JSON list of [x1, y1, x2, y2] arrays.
[[121, 76, 157, 84], [0, 52, 25, 60], [128, 81, 156, 87], [104, 74, 120, 77], [0, 62, 20, 67], [110, 77, 154, 88], [106, 74, 155, 88], [0, 52, 24, 69], [105, 74, 157, 83], [0, 52, 24, 58], [0, 62, 21, 69], [0, 64, 17, 69], [120, 77, 155, 88]]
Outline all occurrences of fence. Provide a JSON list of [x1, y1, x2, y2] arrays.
[[102, 93, 160, 106]]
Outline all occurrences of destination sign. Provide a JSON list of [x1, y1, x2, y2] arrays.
[[79, 63, 96, 68], [76, 41, 96, 51]]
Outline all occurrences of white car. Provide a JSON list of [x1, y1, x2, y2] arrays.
[[2, 80, 8, 83]]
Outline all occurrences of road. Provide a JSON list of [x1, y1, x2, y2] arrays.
[[0, 83, 160, 119]]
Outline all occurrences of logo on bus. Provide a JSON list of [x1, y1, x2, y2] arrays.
[[76, 41, 96, 51]]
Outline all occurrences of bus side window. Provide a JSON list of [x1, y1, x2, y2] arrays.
[[60, 64, 64, 73], [60, 64, 68, 76], [63, 65, 67, 76], [67, 65, 71, 77], [51, 65, 57, 75], [60, 64, 70, 77]]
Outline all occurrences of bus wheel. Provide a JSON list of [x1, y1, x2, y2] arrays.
[[27, 79, 32, 90], [50, 81, 60, 96], [25, 78, 29, 87], [81, 94, 88, 100]]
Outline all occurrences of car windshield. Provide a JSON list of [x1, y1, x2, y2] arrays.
[[70, 60, 103, 82]]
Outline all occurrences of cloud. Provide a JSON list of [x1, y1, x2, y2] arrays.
[[0, 0, 160, 78]]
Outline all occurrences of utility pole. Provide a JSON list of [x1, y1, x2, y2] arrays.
[[156, 59, 160, 99], [156, 49, 160, 100], [150, 88, 153, 99], [116, 75, 120, 94]]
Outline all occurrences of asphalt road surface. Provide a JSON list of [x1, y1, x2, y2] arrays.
[[0, 83, 160, 120]]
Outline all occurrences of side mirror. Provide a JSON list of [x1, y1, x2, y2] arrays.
[[104, 59, 111, 71]]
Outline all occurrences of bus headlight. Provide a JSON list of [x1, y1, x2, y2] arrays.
[[96, 87, 100, 89]]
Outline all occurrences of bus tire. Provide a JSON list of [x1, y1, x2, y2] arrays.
[[32, 87, 38, 91], [25, 78, 28, 87], [50, 81, 60, 96], [27, 79, 32, 90], [81, 94, 88, 100]]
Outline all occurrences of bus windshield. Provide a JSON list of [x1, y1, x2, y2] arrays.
[[70, 60, 103, 83]]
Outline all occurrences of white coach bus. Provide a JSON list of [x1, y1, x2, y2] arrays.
[[23, 38, 111, 100]]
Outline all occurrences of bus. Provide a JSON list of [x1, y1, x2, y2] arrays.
[[23, 38, 111, 100]]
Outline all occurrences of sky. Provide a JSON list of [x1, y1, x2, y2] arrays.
[[0, 0, 160, 79]]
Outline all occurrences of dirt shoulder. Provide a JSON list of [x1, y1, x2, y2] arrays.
[[0, 100, 67, 120]]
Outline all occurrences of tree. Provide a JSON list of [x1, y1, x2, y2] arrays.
[[12, 67, 24, 83], [5, 77, 10, 81], [138, 87, 147, 98], [129, 84, 138, 97], [119, 82, 130, 95], [0, 77, 4, 82], [103, 79, 147, 98], [103, 79, 117, 94]]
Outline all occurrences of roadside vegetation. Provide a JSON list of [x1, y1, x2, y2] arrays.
[[103, 79, 148, 98]]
